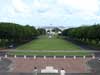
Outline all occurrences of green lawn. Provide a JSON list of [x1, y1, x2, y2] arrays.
[[8, 51, 92, 56], [8, 35, 92, 56], [16, 36, 81, 50]]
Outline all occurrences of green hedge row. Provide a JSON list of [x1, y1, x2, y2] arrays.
[[62, 24, 100, 45], [0, 22, 39, 48]]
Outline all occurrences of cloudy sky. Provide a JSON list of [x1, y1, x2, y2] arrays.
[[0, 0, 100, 27]]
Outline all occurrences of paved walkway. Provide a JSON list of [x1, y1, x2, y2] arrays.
[[7, 57, 92, 73]]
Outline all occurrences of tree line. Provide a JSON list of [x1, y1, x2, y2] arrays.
[[61, 24, 100, 47], [0, 22, 45, 48]]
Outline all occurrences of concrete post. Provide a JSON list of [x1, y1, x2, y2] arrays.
[[44, 56, 46, 59], [54, 56, 56, 59], [83, 56, 86, 59], [14, 55, 17, 58], [73, 56, 76, 59], [24, 55, 26, 59], [34, 56, 36, 59], [64, 56, 66, 59]]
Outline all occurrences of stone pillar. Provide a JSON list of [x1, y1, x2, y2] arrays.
[[64, 56, 66, 59], [14, 55, 17, 58], [44, 56, 46, 59], [34, 56, 36, 59], [54, 56, 56, 59], [60, 68, 65, 75], [24, 55, 26, 59], [83, 56, 86, 59], [73, 56, 76, 59]]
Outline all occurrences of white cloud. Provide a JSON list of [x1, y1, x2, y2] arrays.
[[32, 0, 50, 13], [57, 0, 99, 20], [12, 0, 30, 13], [32, 0, 100, 21], [10, 0, 34, 19], [58, 0, 99, 12], [0, 0, 100, 26], [11, 0, 100, 19], [59, 0, 100, 25]]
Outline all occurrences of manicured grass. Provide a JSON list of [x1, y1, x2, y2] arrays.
[[8, 35, 92, 56], [16, 36, 82, 50], [8, 51, 92, 56]]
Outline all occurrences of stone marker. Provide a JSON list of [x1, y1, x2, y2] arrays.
[[73, 56, 76, 59], [54, 56, 56, 59], [44, 56, 46, 59], [14, 55, 17, 58], [83, 56, 86, 59], [34, 56, 36, 59], [24, 55, 26, 59], [64, 56, 66, 59]]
